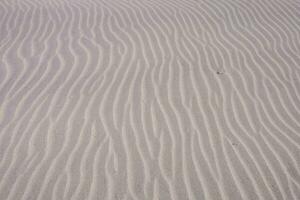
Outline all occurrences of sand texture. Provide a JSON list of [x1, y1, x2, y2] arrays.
[[0, 0, 300, 199]]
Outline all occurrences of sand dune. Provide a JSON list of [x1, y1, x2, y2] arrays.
[[0, 0, 300, 199]]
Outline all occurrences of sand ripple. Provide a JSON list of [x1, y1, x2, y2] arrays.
[[0, 0, 300, 199]]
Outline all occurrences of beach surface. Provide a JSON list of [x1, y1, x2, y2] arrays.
[[0, 0, 300, 199]]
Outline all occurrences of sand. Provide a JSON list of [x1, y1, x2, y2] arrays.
[[0, 0, 300, 199]]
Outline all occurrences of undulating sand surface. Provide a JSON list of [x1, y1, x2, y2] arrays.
[[1, 0, 300, 199]]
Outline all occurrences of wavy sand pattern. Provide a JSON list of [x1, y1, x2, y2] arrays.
[[0, 0, 300, 199]]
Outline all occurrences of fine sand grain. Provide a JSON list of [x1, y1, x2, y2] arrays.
[[0, 0, 300, 199]]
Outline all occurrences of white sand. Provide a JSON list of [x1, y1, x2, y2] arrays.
[[0, 0, 300, 199]]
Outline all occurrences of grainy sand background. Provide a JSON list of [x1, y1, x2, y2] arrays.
[[0, 0, 300, 199]]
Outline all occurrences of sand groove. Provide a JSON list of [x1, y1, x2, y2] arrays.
[[0, 0, 300, 199]]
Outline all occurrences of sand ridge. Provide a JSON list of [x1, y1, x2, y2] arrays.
[[0, 0, 300, 199]]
